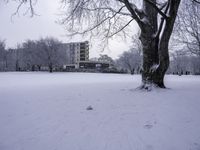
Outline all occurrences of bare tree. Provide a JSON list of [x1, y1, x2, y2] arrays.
[[169, 51, 200, 75], [0, 40, 7, 71], [116, 34, 142, 74], [0, 38, 67, 72], [98, 54, 114, 65], [116, 48, 142, 74], [170, 50, 189, 75], [59, 0, 181, 89], [37, 37, 65, 73], [175, 0, 200, 56], [22, 40, 44, 71]]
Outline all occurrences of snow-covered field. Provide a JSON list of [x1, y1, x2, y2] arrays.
[[0, 72, 200, 150]]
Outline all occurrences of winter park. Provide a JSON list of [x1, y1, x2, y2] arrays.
[[0, 0, 200, 150]]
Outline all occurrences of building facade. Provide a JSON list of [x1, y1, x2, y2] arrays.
[[61, 41, 89, 68], [60, 41, 110, 70]]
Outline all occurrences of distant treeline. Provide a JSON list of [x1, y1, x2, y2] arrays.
[[1, 38, 200, 75], [0, 37, 67, 72]]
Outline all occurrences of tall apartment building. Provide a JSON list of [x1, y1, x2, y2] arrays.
[[60, 41, 89, 68]]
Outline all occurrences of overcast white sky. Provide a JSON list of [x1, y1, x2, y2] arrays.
[[0, 0, 139, 59]]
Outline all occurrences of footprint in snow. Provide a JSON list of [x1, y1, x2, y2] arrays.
[[144, 124, 153, 129], [86, 105, 93, 110]]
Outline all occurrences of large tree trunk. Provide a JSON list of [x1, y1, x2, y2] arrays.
[[139, 0, 163, 89], [140, 33, 167, 89], [139, 0, 181, 90], [140, 35, 167, 89], [140, 30, 169, 88]]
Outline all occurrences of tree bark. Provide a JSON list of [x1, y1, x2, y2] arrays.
[[139, 0, 181, 90], [139, 0, 162, 89], [49, 63, 53, 73], [140, 33, 165, 89]]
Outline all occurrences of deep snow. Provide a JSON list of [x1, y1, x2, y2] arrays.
[[0, 72, 200, 150]]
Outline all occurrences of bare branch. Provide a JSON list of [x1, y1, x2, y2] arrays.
[[122, 0, 143, 27], [66, 5, 127, 36], [107, 18, 134, 38], [77, 6, 131, 17], [155, 0, 170, 38], [11, 0, 38, 18], [193, 0, 200, 4]]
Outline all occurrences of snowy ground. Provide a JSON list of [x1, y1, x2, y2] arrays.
[[0, 72, 200, 150]]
